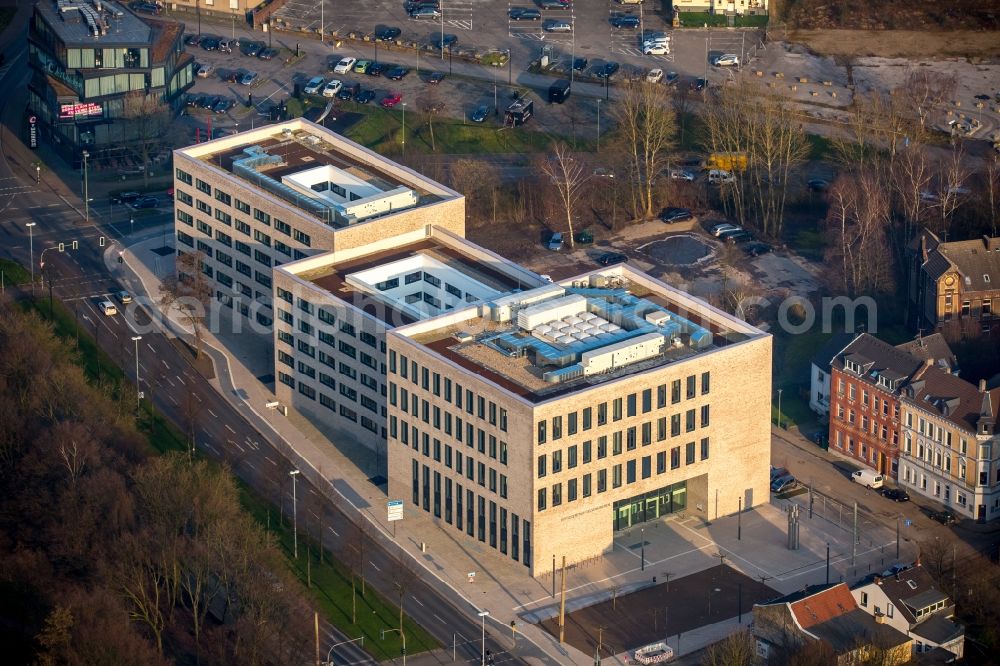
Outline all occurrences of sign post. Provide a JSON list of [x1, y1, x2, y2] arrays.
[[387, 499, 403, 538]]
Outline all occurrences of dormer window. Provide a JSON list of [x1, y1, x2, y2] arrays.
[[846, 359, 861, 374]]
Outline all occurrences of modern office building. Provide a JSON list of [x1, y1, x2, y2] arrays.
[[175, 120, 772, 576], [386, 267, 772, 574], [172, 119, 465, 331], [29, 0, 193, 163]]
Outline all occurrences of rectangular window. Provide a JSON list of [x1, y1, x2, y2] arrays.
[[686, 441, 696, 465], [626, 460, 636, 484], [641, 456, 651, 479], [671, 447, 680, 469], [537, 488, 546, 511], [582, 440, 592, 464], [567, 445, 578, 469], [582, 407, 592, 430], [701, 371, 710, 395], [672, 379, 681, 404], [627, 393, 637, 417], [701, 437, 710, 461]]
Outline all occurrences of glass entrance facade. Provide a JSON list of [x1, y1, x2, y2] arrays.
[[612, 481, 687, 531]]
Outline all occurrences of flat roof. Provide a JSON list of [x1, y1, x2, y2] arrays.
[[176, 120, 460, 228], [396, 266, 765, 403], [278, 235, 541, 328], [38, 1, 151, 47]]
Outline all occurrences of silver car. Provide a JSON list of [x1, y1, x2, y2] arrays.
[[543, 19, 572, 32]]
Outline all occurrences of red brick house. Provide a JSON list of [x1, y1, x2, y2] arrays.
[[828, 335, 928, 479]]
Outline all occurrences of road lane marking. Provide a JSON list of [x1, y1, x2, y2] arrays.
[[412, 597, 424, 607], [192, 392, 202, 402], [225, 424, 236, 433], [265, 455, 277, 466], [228, 439, 245, 453], [146, 343, 155, 352], [208, 409, 218, 418], [309, 509, 320, 520], [368, 561, 381, 572], [162, 360, 170, 369], [176, 375, 185, 385], [202, 441, 218, 455], [244, 460, 257, 471], [169, 395, 178, 405], [328, 527, 339, 538], [434, 614, 446, 624]]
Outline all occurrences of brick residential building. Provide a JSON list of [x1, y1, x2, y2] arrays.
[[828, 334, 928, 479]]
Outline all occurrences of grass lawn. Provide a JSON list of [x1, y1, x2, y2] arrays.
[[771, 326, 830, 431], [18, 290, 438, 660], [0, 258, 31, 286]]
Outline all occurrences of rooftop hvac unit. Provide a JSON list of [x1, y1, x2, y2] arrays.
[[453, 331, 474, 343]]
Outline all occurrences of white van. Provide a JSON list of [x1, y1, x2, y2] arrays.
[[851, 469, 885, 489], [708, 169, 734, 185]]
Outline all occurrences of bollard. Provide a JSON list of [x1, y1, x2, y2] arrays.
[[799, 76, 808, 83], [831, 91, 837, 98]]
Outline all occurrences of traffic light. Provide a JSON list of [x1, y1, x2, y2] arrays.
[[58, 242, 64, 252], [99, 236, 105, 247]]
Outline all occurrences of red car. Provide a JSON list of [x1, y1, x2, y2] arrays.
[[380, 92, 402, 108]]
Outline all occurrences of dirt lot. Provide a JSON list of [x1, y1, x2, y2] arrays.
[[785, 30, 1000, 59]]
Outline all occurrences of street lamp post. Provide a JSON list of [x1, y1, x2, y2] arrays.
[[81, 150, 90, 223], [596, 98, 602, 152], [401, 103, 407, 159], [640, 526, 645, 571], [325, 636, 364, 665], [777, 388, 783, 429], [132, 335, 142, 417], [130, 216, 134, 236], [381, 628, 406, 666], [477, 610, 489, 666], [289, 469, 301, 558], [35, 163, 40, 183], [26, 222, 36, 293]]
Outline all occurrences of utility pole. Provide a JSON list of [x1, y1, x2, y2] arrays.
[[81, 150, 90, 223], [641, 526, 645, 571], [132, 335, 142, 417], [826, 542, 831, 584], [551, 554, 555, 598], [558, 555, 567, 643], [290, 470, 301, 558], [737, 497, 742, 540], [896, 514, 901, 559], [26, 222, 36, 293], [852, 501, 858, 566]]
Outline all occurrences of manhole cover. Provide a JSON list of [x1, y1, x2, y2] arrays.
[[640, 235, 714, 266]]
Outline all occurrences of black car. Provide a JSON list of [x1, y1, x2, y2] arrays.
[[131, 196, 158, 209], [470, 105, 490, 123], [435, 34, 458, 49], [743, 242, 772, 257], [598, 252, 627, 266], [665, 71, 679, 86], [241, 41, 263, 57], [354, 88, 376, 104], [387, 66, 410, 81], [201, 38, 219, 51], [538, 0, 571, 9], [595, 62, 620, 79], [130, 1, 162, 15], [659, 207, 693, 224], [406, 0, 439, 8], [807, 178, 829, 192], [112, 191, 141, 204], [337, 83, 359, 101], [367, 62, 384, 77], [184, 34, 202, 47], [428, 71, 446, 84], [692, 78, 707, 91], [185, 94, 201, 107], [374, 26, 402, 41], [509, 7, 541, 20], [258, 47, 279, 60], [725, 230, 753, 244], [222, 69, 240, 83], [572, 57, 588, 72], [611, 16, 640, 29], [198, 95, 219, 109], [718, 227, 747, 241], [926, 509, 957, 525], [212, 98, 232, 114], [881, 488, 910, 502]]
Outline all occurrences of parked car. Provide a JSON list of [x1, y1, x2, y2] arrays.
[[881, 488, 910, 502], [595, 62, 620, 79], [409, 6, 442, 19], [543, 19, 572, 32], [659, 207, 693, 224], [713, 53, 740, 67], [770, 466, 789, 482], [112, 191, 141, 204], [643, 44, 669, 56], [322, 80, 343, 97], [611, 15, 640, 29], [303, 76, 325, 95], [381, 92, 403, 108], [717, 227, 747, 241], [669, 169, 695, 181], [130, 1, 162, 15], [593, 167, 615, 179], [367, 62, 384, 77], [575, 229, 594, 245], [771, 474, 796, 493], [725, 230, 753, 244], [509, 7, 541, 20], [851, 469, 885, 489], [99, 300, 118, 316], [710, 222, 740, 237], [222, 69, 240, 83], [116, 290, 133, 304], [665, 71, 679, 85], [239, 71, 259, 86], [212, 98, 233, 114], [742, 242, 772, 257], [130, 196, 158, 209], [387, 66, 410, 81], [471, 105, 490, 122], [197, 64, 214, 78], [598, 252, 627, 266], [240, 41, 263, 57], [547, 232, 564, 251], [926, 509, 957, 525], [646, 68, 664, 84], [692, 78, 707, 91], [336, 82, 359, 100], [184, 34, 202, 47], [258, 47, 279, 60], [334, 57, 357, 74], [353, 59, 372, 74], [428, 71, 446, 84], [807, 178, 829, 192], [198, 95, 218, 109], [708, 169, 734, 185], [572, 57, 588, 72], [538, 0, 571, 9], [374, 26, 402, 40], [435, 34, 458, 49], [354, 88, 376, 104]]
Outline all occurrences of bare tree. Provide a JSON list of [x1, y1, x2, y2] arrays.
[[935, 142, 970, 237], [701, 629, 758, 666], [539, 141, 589, 249], [892, 143, 935, 247], [983, 155, 1000, 237], [898, 69, 957, 140], [159, 251, 212, 359], [824, 172, 894, 296], [418, 90, 446, 152], [612, 80, 677, 219], [121, 91, 171, 188], [391, 557, 419, 638]]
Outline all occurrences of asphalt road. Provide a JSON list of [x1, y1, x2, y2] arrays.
[[0, 43, 536, 666]]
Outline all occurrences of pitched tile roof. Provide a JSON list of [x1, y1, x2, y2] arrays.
[[895, 333, 958, 373], [923, 235, 1000, 292], [832, 333, 926, 388], [785, 583, 858, 629], [857, 565, 949, 626], [910, 612, 964, 645], [809, 609, 912, 653], [904, 366, 1000, 433]]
